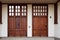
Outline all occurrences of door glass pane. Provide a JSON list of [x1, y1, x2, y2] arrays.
[[41, 6, 42, 9], [15, 10, 17, 12], [41, 13, 42, 16], [36, 13, 37, 16], [36, 6, 37, 9], [38, 6, 40, 9], [18, 13, 20, 16], [43, 6, 44, 9], [22, 10, 23, 12], [18, 10, 20, 12], [16, 13, 18, 16], [18, 6, 20, 9], [43, 10, 44, 12], [38, 10, 40, 12], [45, 10, 47, 12], [12, 10, 14, 12], [9, 13, 11, 16], [24, 10, 26, 12], [12, 13, 14, 16], [15, 6, 18, 9], [45, 13, 47, 16], [12, 6, 14, 9], [22, 6, 24, 9], [9, 10, 11, 12], [43, 13, 44, 16], [9, 6, 11, 9], [22, 13, 23, 16], [41, 10, 42, 12], [24, 13, 26, 16], [33, 13, 35, 16], [33, 6, 35, 9], [45, 6, 47, 9], [36, 10, 37, 12], [24, 6, 26, 9], [38, 13, 40, 16]]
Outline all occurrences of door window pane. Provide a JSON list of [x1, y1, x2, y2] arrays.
[[45, 13, 47, 16], [16, 13, 18, 16], [18, 10, 20, 12], [12, 10, 14, 12], [33, 13, 35, 16], [9, 6, 11, 9], [45, 10, 47, 12], [22, 13, 23, 16], [24, 10, 26, 12], [12, 6, 14, 9], [9, 10, 11, 12], [24, 13, 26, 16], [36, 13, 37, 16], [12, 13, 14, 16], [15, 6, 18, 9], [18, 6, 20, 9], [38, 13, 40, 16], [18, 13, 20, 16], [33, 10, 35, 12], [9, 13, 11, 16], [15, 10, 18, 12], [38, 10, 40, 12], [33, 6, 35, 9]]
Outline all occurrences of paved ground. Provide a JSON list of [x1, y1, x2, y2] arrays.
[[55, 38, 60, 40], [0, 37, 54, 40]]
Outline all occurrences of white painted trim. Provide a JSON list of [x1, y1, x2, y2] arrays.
[[48, 4, 54, 37], [27, 4, 32, 37]]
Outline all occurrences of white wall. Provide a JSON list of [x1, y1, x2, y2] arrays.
[[48, 4, 54, 37], [0, 4, 55, 37], [27, 4, 32, 37], [0, 4, 8, 37], [55, 1, 60, 38]]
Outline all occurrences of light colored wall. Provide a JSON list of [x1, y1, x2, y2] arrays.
[[0, 4, 55, 37], [27, 4, 32, 37], [48, 4, 54, 37], [0, 4, 8, 37], [55, 1, 60, 38]]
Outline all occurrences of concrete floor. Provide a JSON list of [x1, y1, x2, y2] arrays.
[[55, 38, 60, 40], [0, 37, 54, 40]]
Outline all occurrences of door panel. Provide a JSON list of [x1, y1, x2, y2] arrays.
[[8, 17, 15, 29], [15, 17, 20, 29], [8, 4, 27, 37], [21, 17, 27, 30], [32, 5, 48, 37]]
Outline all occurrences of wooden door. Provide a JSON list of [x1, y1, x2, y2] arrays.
[[32, 5, 48, 37], [8, 4, 27, 37]]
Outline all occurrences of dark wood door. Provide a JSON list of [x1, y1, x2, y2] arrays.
[[32, 5, 48, 37], [8, 4, 27, 37]]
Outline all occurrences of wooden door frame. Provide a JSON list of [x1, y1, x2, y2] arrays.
[[32, 4, 48, 37]]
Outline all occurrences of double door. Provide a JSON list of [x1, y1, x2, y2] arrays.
[[8, 4, 48, 37], [8, 4, 27, 36]]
